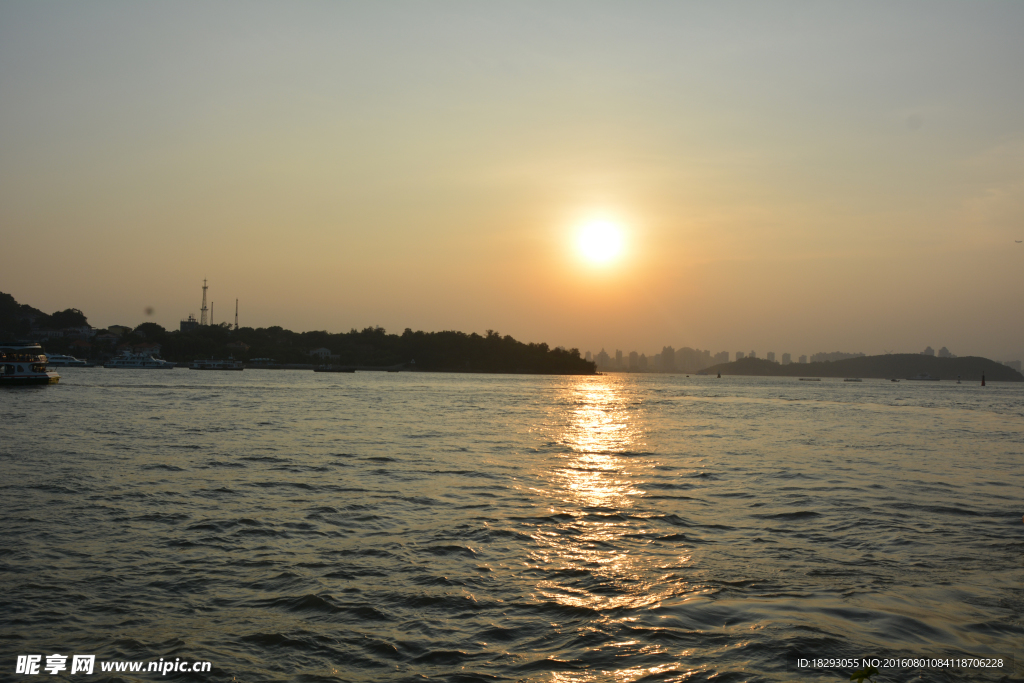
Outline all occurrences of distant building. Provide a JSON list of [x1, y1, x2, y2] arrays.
[[713, 351, 729, 364], [799, 355, 808, 364], [938, 346, 956, 358], [921, 346, 935, 356], [585, 351, 593, 362], [781, 353, 791, 365], [308, 347, 336, 360], [661, 346, 675, 372], [180, 314, 199, 333], [132, 342, 162, 356], [766, 351, 776, 362], [628, 351, 639, 371], [639, 353, 648, 371], [70, 339, 92, 356], [736, 351, 745, 360], [62, 325, 93, 339], [749, 350, 757, 359], [615, 350, 623, 370], [676, 347, 714, 373], [596, 349, 611, 370]]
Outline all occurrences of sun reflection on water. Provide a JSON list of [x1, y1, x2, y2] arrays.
[[551, 377, 649, 510], [521, 378, 701, 680], [529, 377, 679, 613]]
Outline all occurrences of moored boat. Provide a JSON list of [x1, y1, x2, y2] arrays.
[[189, 358, 243, 371], [45, 353, 88, 367], [104, 351, 176, 369], [1, 343, 60, 386]]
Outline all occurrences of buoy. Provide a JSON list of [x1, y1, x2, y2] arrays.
[[981, 372, 986, 387], [717, 372, 721, 378]]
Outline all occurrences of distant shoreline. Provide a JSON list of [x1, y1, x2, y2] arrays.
[[696, 353, 1023, 382]]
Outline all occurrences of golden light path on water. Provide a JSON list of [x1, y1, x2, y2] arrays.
[[530, 377, 700, 683]]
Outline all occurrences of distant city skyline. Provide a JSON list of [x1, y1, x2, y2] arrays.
[[586, 344, 1022, 372]]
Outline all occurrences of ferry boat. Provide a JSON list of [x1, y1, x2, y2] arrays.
[[1, 343, 61, 386], [104, 351, 177, 369], [189, 358, 243, 371], [45, 353, 87, 367]]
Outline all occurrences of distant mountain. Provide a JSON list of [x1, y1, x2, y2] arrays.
[[699, 354, 1023, 382]]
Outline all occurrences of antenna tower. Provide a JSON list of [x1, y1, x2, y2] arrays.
[[211, 302, 214, 326], [234, 299, 239, 331], [200, 279, 209, 326]]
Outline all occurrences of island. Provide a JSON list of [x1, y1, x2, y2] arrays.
[[0, 291, 596, 375], [698, 354, 1024, 382]]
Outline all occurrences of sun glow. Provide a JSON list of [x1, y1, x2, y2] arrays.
[[577, 218, 626, 265]]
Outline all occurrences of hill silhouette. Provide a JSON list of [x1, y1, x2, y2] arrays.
[[0, 291, 596, 375], [0, 292, 87, 338], [699, 354, 1022, 382]]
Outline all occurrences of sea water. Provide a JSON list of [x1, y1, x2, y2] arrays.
[[2, 370, 1022, 682]]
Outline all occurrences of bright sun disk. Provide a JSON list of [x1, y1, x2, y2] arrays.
[[577, 219, 625, 265]]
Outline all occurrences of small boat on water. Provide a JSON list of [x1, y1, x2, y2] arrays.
[[314, 365, 355, 373], [890, 378, 900, 382], [104, 351, 176, 369], [45, 353, 87, 367], [189, 358, 243, 371], [1, 343, 60, 386], [316, 362, 406, 373], [799, 378, 821, 381], [907, 373, 939, 381], [843, 378, 863, 382]]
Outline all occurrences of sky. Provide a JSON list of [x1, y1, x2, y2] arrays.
[[2, 1, 1023, 361]]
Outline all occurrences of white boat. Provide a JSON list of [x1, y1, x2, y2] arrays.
[[45, 353, 87, 367], [907, 373, 939, 381], [104, 352, 177, 369], [1, 343, 61, 386], [189, 358, 243, 371]]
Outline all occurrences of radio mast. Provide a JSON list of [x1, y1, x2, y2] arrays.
[[234, 299, 239, 331], [200, 279, 209, 326]]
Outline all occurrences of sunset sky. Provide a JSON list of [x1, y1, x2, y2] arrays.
[[2, 1, 1022, 361]]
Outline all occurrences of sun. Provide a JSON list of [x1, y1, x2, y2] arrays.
[[577, 218, 626, 265]]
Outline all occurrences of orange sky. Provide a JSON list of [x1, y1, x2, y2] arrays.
[[2, 2, 1022, 362]]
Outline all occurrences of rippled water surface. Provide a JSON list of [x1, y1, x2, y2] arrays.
[[2, 370, 1023, 682]]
